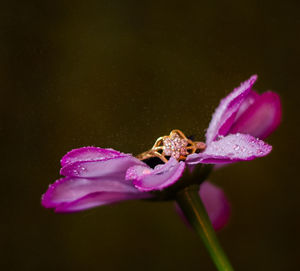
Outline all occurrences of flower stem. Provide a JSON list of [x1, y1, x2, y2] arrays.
[[176, 185, 234, 271]]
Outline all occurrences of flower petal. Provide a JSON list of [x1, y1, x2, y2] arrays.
[[60, 147, 124, 167], [60, 155, 145, 178], [187, 133, 272, 164], [234, 90, 259, 120], [230, 91, 282, 139], [175, 181, 230, 231], [206, 75, 257, 144], [126, 158, 186, 191], [54, 191, 149, 213], [199, 181, 231, 231], [41, 176, 149, 212]]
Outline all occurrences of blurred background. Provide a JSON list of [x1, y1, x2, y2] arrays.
[[1, 0, 299, 270]]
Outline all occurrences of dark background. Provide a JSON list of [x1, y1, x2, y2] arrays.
[[2, 1, 299, 270]]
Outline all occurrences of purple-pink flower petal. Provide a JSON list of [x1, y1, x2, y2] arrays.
[[60, 154, 145, 178], [126, 158, 186, 192], [199, 181, 231, 231], [60, 147, 122, 167], [175, 181, 230, 231], [187, 133, 272, 164], [54, 192, 149, 213], [205, 75, 257, 144], [42, 176, 150, 212], [230, 91, 282, 139], [234, 90, 259, 120]]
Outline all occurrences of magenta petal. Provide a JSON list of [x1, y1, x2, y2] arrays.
[[126, 158, 186, 191], [187, 133, 272, 164], [175, 181, 230, 231], [199, 181, 231, 231], [42, 176, 150, 212], [235, 90, 259, 120], [60, 155, 145, 178], [61, 147, 122, 167], [206, 75, 257, 144], [54, 192, 149, 213], [230, 91, 282, 139]]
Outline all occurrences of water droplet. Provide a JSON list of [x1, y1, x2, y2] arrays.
[[234, 144, 240, 151]]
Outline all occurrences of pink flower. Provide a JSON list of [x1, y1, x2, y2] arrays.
[[41, 75, 281, 230], [186, 75, 281, 165]]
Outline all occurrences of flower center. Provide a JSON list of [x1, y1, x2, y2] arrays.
[[137, 129, 206, 163], [162, 132, 189, 159]]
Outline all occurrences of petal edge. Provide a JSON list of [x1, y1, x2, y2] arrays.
[[127, 158, 186, 192], [187, 133, 272, 164], [206, 75, 257, 144], [230, 91, 282, 139]]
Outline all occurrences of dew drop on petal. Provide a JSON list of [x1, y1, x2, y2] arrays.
[[234, 144, 240, 151]]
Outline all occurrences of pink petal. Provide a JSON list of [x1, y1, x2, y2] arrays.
[[41, 176, 150, 212], [206, 75, 257, 144], [54, 192, 149, 213], [234, 90, 260, 120], [61, 147, 122, 167], [187, 133, 272, 164], [126, 158, 186, 192], [60, 155, 145, 178], [230, 91, 282, 139], [175, 181, 230, 231], [199, 181, 231, 231]]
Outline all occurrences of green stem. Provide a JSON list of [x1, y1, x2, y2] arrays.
[[176, 185, 234, 271]]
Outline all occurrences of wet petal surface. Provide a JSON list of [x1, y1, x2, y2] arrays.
[[206, 75, 257, 144], [60, 155, 145, 178], [61, 147, 122, 166], [42, 176, 149, 212], [126, 158, 186, 191], [187, 133, 272, 164]]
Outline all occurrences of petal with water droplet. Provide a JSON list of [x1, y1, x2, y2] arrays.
[[60, 147, 122, 167], [186, 133, 272, 164], [60, 155, 145, 178], [206, 75, 257, 144], [126, 158, 185, 191], [41, 176, 151, 212]]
